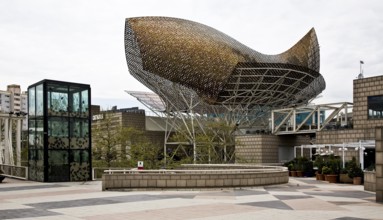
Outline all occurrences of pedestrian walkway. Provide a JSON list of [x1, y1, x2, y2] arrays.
[[0, 177, 382, 220]]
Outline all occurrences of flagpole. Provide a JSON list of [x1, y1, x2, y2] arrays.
[[359, 61, 362, 74]]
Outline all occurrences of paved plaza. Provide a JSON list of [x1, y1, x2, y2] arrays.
[[0, 177, 382, 220]]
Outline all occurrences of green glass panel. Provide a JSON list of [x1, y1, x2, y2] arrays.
[[28, 87, 35, 117], [81, 90, 88, 113], [48, 118, 68, 137], [28, 120, 36, 149], [36, 84, 44, 116]]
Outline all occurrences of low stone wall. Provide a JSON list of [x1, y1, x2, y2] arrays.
[[102, 170, 288, 191], [364, 171, 376, 192]]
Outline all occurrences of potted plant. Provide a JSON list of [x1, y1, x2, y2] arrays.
[[325, 154, 340, 183], [348, 157, 363, 185], [322, 166, 332, 181], [287, 163, 294, 176], [303, 159, 314, 177], [339, 168, 353, 183], [285, 158, 298, 177], [314, 155, 325, 180], [296, 157, 306, 177]]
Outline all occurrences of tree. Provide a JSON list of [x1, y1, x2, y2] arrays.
[[92, 112, 162, 169], [92, 113, 140, 167], [167, 117, 237, 165]]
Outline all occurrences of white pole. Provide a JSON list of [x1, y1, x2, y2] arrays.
[[317, 107, 321, 131], [0, 118, 3, 165], [271, 111, 274, 133], [16, 119, 21, 166], [164, 113, 168, 168], [293, 108, 297, 132], [190, 109, 196, 164], [8, 118, 14, 165], [301, 145, 303, 157], [345, 105, 348, 126], [342, 143, 345, 168], [359, 140, 364, 170], [294, 146, 296, 158], [4, 118, 9, 164]]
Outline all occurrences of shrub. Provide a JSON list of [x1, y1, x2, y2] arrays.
[[347, 157, 364, 178], [314, 155, 325, 174], [322, 166, 332, 175]]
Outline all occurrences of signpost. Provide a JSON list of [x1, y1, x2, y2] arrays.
[[137, 161, 144, 170]]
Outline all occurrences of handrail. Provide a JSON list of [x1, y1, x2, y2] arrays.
[[0, 164, 28, 180]]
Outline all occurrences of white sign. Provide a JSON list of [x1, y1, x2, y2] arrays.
[[92, 114, 104, 121], [137, 161, 144, 170]]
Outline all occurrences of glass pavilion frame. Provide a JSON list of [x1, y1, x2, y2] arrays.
[[28, 79, 91, 182]]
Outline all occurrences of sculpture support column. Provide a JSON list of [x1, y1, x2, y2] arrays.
[[0, 118, 3, 164], [4, 118, 10, 165], [16, 119, 21, 166], [375, 127, 383, 203], [8, 118, 14, 165]]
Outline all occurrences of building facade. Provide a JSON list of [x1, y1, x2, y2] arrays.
[[91, 106, 166, 162], [236, 75, 382, 166], [0, 84, 28, 129], [0, 84, 28, 166]]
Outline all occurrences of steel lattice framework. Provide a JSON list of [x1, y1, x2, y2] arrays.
[[124, 17, 326, 164], [124, 17, 325, 123]]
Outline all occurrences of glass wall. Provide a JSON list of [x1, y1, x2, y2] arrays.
[[28, 80, 91, 182], [28, 85, 44, 181]]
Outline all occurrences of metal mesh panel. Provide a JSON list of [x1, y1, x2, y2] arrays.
[[124, 16, 325, 125]]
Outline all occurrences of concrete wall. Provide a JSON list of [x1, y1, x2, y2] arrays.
[[102, 171, 288, 191], [354, 76, 383, 130], [375, 127, 383, 202], [314, 76, 383, 145], [364, 171, 376, 192], [235, 134, 311, 163]]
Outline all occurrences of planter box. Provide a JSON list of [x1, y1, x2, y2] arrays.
[[353, 177, 362, 185], [339, 174, 353, 184], [316, 173, 325, 181], [326, 174, 338, 183], [296, 171, 303, 177]]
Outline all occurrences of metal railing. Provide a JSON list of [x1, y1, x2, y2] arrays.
[[103, 166, 287, 175], [0, 164, 28, 180]]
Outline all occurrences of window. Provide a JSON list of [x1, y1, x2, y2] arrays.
[[368, 95, 383, 119]]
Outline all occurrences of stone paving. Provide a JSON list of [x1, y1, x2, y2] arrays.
[[0, 177, 382, 220]]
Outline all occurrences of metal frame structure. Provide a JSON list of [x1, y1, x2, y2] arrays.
[[271, 102, 353, 135], [294, 140, 375, 169], [124, 17, 326, 164], [0, 112, 26, 166]]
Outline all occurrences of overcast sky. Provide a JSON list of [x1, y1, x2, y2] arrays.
[[1, 0, 382, 110]]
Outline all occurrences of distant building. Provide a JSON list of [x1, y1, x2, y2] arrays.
[[91, 106, 166, 160], [0, 84, 28, 166], [0, 84, 28, 130]]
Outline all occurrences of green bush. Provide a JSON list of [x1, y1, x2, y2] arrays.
[[326, 154, 341, 175], [314, 155, 325, 174], [347, 157, 363, 178], [322, 166, 332, 175]]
